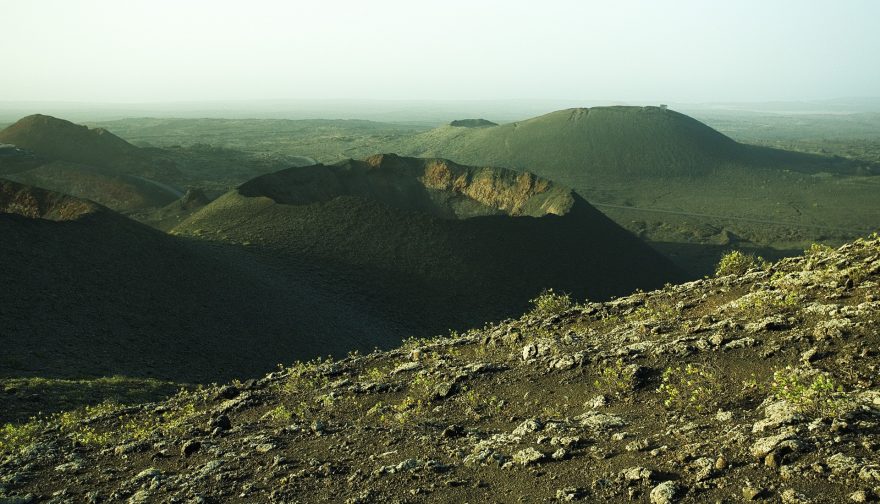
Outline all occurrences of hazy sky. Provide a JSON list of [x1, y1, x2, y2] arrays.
[[3, 0, 879, 104]]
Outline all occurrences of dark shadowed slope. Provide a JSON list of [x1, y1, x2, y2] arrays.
[[0, 179, 411, 382], [174, 154, 684, 335]]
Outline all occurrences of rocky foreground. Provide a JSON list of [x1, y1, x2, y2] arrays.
[[2, 237, 880, 503]]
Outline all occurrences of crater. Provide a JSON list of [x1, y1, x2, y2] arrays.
[[237, 154, 575, 220]]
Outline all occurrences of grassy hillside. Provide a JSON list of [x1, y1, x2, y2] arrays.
[[3, 235, 878, 503], [397, 106, 868, 182], [174, 155, 683, 334]]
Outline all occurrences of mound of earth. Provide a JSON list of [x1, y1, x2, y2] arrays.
[[0, 180, 420, 383], [175, 154, 683, 336], [449, 118, 498, 128], [3, 235, 878, 503], [406, 106, 868, 183], [0, 115, 182, 211], [0, 115, 149, 173]]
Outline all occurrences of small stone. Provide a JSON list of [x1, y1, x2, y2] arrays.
[[715, 410, 733, 422], [209, 414, 232, 431], [781, 488, 809, 504], [750, 432, 798, 458], [556, 487, 587, 501], [552, 448, 568, 460], [216, 384, 240, 400], [765, 452, 780, 469], [715, 455, 728, 470], [625, 438, 650, 452], [128, 489, 151, 504], [576, 411, 626, 432], [512, 447, 545, 466], [512, 418, 543, 437], [54, 460, 84, 473], [859, 466, 880, 482], [131, 467, 162, 484], [690, 457, 715, 481], [311, 419, 326, 434], [850, 490, 868, 503], [114, 441, 148, 456], [391, 361, 420, 375], [742, 486, 765, 501], [182, 440, 201, 457], [801, 347, 819, 363], [621, 466, 654, 483], [442, 424, 464, 438], [255, 443, 275, 453], [649, 481, 681, 504], [588, 395, 607, 408]]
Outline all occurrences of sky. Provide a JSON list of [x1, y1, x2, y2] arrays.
[[3, 0, 879, 104]]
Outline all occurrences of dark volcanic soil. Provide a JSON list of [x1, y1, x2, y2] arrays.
[[2, 236, 878, 503]]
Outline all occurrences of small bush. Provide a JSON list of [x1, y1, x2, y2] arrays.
[[804, 243, 834, 257], [0, 420, 42, 454], [770, 366, 845, 417], [715, 250, 769, 277], [594, 359, 635, 399], [529, 289, 573, 318], [262, 404, 292, 425], [658, 363, 722, 414], [735, 290, 800, 318]]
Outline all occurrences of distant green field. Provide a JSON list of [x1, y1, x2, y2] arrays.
[[87, 109, 880, 275]]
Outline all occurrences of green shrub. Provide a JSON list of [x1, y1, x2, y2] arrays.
[[0, 420, 42, 454], [529, 289, 573, 318], [715, 250, 769, 276], [594, 359, 635, 399], [658, 363, 722, 414], [770, 366, 845, 417], [804, 243, 834, 257], [735, 290, 800, 318]]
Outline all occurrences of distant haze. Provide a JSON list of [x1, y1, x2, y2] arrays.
[[2, 0, 879, 104]]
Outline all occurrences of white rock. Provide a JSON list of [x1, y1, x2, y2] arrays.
[[649, 481, 681, 504]]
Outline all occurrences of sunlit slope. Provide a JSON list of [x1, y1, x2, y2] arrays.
[[402, 106, 863, 188]]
